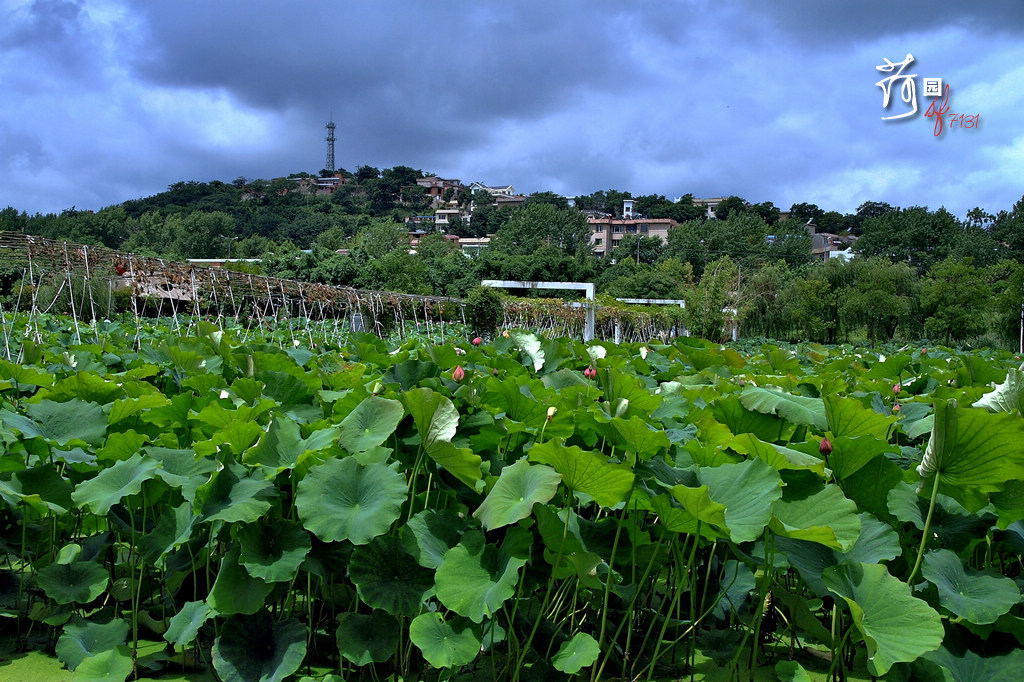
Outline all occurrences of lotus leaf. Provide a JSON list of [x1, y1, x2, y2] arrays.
[[212, 611, 306, 682], [335, 611, 400, 665], [295, 456, 406, 544]]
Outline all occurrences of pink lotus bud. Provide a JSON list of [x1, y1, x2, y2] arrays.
[[472, 337, 482, 346], [893, 383, 901, 394], [493, 368, 499, 376], [819, 436, 832, 456], [893, 403, 901, 412], [921, 348, 928, 354], [453, 365, 465, 382]]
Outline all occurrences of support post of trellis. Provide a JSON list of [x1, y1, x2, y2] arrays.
[[481, 280, 596, 342]]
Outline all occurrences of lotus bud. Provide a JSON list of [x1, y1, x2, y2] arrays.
[[472, 337, 482, 346], [503, 330, 510, 338], [921, 348, 928, 354], [893, 383, 901, 394], [371, 382, 383, 396], [639, 346, 649, 359], [819, 436, 832, 456], [893, 403, 901, 412], [493, 367, 499, 376], [452, 365, 465, 383], [547, 406, 557, 421]]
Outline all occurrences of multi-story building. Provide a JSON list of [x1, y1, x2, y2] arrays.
[[589, 203, 678, 256]]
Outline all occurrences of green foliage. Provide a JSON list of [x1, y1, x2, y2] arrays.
[[464, 285, 504, 337], [0, 311, 1022, 682]]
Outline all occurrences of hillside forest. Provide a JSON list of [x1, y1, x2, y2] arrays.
[[2, 166, 1024, 347]]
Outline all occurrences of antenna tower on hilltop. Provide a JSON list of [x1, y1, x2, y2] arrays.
[[325, 117, 336, 173]]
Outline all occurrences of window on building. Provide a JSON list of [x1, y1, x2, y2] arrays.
[[613, 225, 623, 233], [640, 223, 649, 233], [626, 225, 636, 233], [612, 239, 622, 248], [595, 238, 603, 246]]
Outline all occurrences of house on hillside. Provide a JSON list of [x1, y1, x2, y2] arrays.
[[589, 201, 678, 256], [812, 233, 858, 261]]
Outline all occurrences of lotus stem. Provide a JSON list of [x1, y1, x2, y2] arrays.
[[907, 473, 942, 585]]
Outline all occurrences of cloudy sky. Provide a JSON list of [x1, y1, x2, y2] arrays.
[[2, 0, 1022, 218]]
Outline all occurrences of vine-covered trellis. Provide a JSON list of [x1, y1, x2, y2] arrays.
[[0, 232, 705, 355]]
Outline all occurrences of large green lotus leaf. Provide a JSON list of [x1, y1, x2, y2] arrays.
[[409, 612, 481, 669], [974, 367, 1024, 414], [381, 358, 439, 390], [508, 330, 545, 371], [822, 562, 944, 676], [710, 395, 787, 443], [483, 376, 547, 424], [164, 601, 214, 648], [778, 514, 901, 598], [37, 561, 108, 605], [402, 387, 459, 447], [208, 548, 273, 615], [601, 415, 671, 462], [139, 502, 196, 567], [402, 508, 469, 569], [819, 435, 890, 480], [96, 430, 150, 463], [528, 438, 634, 507], [740, 386, 827, 431], [335, 611, 399, 665], [74, 645, 133, 682], [533, 505, 610, 586], [472, 459, 561, 531], [237, 518, 311, 583], [922, 549, 1021, 625], [842, 513, 902, 565], [0, 464, 73, 514], [0, 357, 54, 387], [435, 528, 531, 623], [20, 398, 108, 445], [212, 611, 306, 682], [107, 393, 171, 426], [425, 441, 483, 490], [348, 535, 434, 616], [194, 420, 264, 459], [669, 484, 728, 529], [243, 418, 338, 470], [843, 456, 905, 520], [918, 399, 1024, 508], [887, 482, 992, 551], [698, 458, 783, 543], [72, 453, 159, 516], [597, 367, 662, 417], [146, 446, 217, 499], [195, 461, 276, 524], [728, 433, 824, 474], [770, 484, 861, 551], [295, 456, 406, 544], [774, 587, 834, 647], [337, 396, 404, 453], [56, 617, 129, 670], [824, 394, 897, 440], [712, 559, 757, 620], [552, 632, 600, 674], [775, 660, 812, 682], [924, 644, 1024, 681]]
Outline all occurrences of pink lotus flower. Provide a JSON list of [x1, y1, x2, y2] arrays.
[[453, 365, 465, 382], [472, 337, 482, 346], [819, 436, 832, 456]]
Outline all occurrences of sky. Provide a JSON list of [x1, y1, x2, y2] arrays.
[[1, 0, 1023, 219]]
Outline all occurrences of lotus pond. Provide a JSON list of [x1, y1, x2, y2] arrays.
[[0, 313, 1023, 681]]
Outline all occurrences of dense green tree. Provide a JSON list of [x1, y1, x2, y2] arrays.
[[610, 234, 664, 266], [751, 201, 781, 224], [491, 203, 591, 256], [354, 219, 407, 259], [920, 257, 992, 344], [856, 206, 963, 274], [738, 261, 793, 340], [789, 202, 823, 226], [841, 258, 920, 343], [354, 166, 381, 184], [525, 191, 569, 210], [687, 256, 738, 341], [714, 196, 749, 220]]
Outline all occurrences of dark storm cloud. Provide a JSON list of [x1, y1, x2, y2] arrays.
[[0, 1, 1020, 217]]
